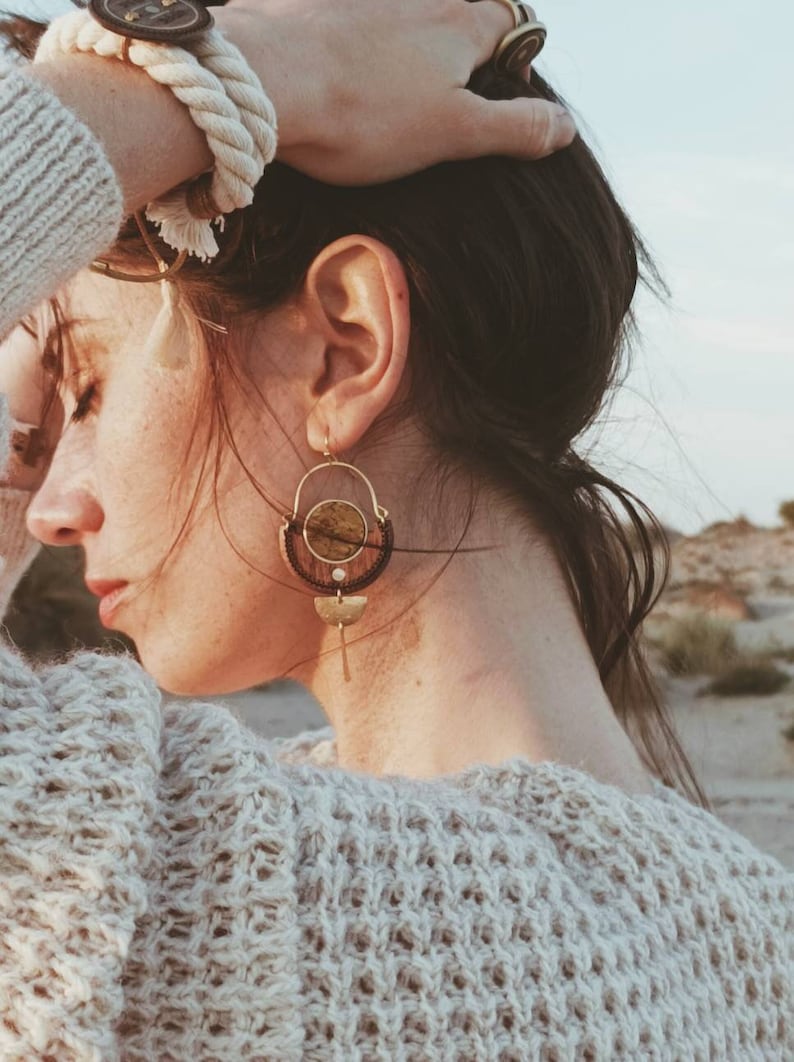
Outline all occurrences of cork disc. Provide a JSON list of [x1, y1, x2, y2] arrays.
[[303, 500, 368, 563]]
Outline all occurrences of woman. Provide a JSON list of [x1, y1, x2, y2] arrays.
[[1, 2, 791, 1059]]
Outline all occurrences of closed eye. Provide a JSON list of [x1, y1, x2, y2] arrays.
[[71, 382, 98, 423]]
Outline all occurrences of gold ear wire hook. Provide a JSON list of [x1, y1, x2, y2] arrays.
[[322, 433, 337, 463]]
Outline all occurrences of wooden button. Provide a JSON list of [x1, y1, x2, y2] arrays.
[[89, 0, 213, 44]]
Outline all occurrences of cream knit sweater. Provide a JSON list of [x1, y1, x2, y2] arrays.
[[0, 67, 792, 1061]]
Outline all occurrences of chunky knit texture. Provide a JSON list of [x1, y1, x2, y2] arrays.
[[0, 644, 792, 1060], [0, 68, 123, 336], [0, 67, 792, 1061]]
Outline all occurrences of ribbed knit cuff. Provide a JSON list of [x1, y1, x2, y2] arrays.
[[0, 68, 124, 338], [0, 397, 40, 619], [0, 488, 40, 621], [0, 393, 9, 472]]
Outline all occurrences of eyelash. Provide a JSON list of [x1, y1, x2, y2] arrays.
[[71, 382, 98, 423]]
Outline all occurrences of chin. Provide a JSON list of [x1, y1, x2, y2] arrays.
[[148, 662, 254, 699], [136, 639, 275, 699]]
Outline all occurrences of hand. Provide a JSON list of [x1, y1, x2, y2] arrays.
[[215, 0, 575, 185], [29, 1, 572, 213], [0, 321, 60, 492]]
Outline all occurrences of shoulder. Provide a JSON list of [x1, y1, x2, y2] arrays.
[[156, 702, 793, 966], [159, 706, 794, 906], [158, 703, 793, 890], [1, 642, 163, 836], [1, 641, 161, 747]]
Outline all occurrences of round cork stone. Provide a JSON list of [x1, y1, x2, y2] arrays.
[[303, 500, 368, 563]]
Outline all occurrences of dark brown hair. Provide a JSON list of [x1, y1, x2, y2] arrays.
[[4, 16, 708, 807]]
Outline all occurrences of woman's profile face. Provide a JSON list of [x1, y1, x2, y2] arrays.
[[25, 271, 327, 694]]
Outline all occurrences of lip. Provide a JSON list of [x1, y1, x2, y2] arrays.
[[85, 579, 130, 627]]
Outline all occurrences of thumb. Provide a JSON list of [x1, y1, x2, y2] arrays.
[[448, 93, 577, 161]]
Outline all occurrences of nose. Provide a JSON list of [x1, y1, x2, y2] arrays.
[[26, 435, 104, 547]]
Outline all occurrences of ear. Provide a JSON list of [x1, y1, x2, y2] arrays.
[[300, 236, 410, 454]]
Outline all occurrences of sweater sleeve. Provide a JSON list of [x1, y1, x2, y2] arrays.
[[0, 67, 124, 341], [0, 398, 40, 622], [0, 646, 163, 1060], [0, 68, 122, 615]]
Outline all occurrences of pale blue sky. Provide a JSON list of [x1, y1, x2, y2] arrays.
[[16, 0, 794, 531], [540, 1, 794, 531]]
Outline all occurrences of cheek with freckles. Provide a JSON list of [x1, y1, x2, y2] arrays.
[[96, 343, 321, 694], [62, 274, 326, 693], [95, 354, 205, 550]]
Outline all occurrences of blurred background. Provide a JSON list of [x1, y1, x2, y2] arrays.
[[3, 0, 793, 866]]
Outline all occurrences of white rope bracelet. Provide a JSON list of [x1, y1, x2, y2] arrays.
[[36, 10, 278, 261]]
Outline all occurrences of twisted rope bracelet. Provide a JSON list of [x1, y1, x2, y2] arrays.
[[36, 10, 278, 260]]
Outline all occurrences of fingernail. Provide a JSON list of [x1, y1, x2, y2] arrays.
[[555, 107, 577, 144]]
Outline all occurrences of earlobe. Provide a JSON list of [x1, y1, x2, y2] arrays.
[[302, 236, 411, 455]]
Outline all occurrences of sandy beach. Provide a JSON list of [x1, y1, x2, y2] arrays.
[[664, 678, 793, 868]]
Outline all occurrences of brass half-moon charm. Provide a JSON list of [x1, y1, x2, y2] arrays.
[[314, 596, 368, 627]]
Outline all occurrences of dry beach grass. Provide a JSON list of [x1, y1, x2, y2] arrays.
[[643, 517, 794, 867]]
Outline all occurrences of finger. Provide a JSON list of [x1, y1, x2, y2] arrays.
[[447, 93, 576, 161], [463, 0, 529, 67]]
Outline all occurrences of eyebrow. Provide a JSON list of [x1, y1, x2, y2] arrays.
[[41, 317, 112, 376], [69, 317, 114, 347], [18, 313, 62, 375], [33, 319, 70, 379]]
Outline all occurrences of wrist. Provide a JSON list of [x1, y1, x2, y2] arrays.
[[211, 7, 309, 157], [27, 53, 213, 213], [35, 11, 277, 259]]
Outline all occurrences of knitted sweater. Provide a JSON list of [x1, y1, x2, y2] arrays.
[[0, 65, 793, 1062], [0, 68, 123, 338]]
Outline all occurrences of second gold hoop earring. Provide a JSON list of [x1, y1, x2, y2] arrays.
[[279, 446, 394, 681]]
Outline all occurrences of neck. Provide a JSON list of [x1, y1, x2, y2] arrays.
[[296, 495, 654, 794]]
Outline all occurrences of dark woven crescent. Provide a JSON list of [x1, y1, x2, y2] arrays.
[[282, 517, 394, 593]]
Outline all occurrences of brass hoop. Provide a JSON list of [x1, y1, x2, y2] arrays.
[[287, 459, 389, 525], [90, 211, 188, 284]]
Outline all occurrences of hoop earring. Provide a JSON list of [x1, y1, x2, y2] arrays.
[[279, 443, 394, 681], [91, 211, 187, 284]]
